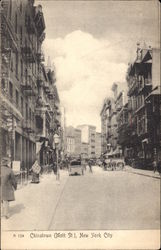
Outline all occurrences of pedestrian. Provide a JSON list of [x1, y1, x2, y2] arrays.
[[1, 157, 17, 219], [51, 161, 56, 175], [153, 160, 157, 173], [88, 160, 93, 173], [31, 160, 41, 183], [158, 161, 161, 175], [110, 159, 113, 170], [102, 159, 107, 170], [81, 158, 86, 172]]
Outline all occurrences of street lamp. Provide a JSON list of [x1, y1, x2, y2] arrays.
[[54, 134, 60, 181]]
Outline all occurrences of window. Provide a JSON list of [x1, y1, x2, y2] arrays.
[[21, 60, 23, 80], [15, 13, 18, 33], [25, 68, 28, 83], [32, 63, 34, 74], [1, 78, 5, 90], [9, 0, 12, 20], [16, 52, 18, 78], [20, 26, 23, 45], [16, 90, 19, 107], [29, 108, 31, 121], [32, 111, 34, 122], [21, 97, 23, 115], [26, 103, 28, 120], [20, 1, 22, 12], [9, 81, 13, 98], [10, 58, 13, 72]]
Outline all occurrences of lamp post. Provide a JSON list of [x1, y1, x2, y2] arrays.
[[54, 134, 60, 181]]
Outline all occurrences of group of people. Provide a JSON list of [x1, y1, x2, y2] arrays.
[[1, 156, 94, 220]]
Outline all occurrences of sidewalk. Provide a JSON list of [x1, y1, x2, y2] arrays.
[[1, 170, 69, 231], [124, 165, 161, 179]]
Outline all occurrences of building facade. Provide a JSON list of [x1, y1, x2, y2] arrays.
[[100, 83, 128, 157], [95, 132, 101, 158], [74, 129, 81, 158], [126, 43, 161, 168], [100, 43, 161, 168], [81, 142, 89, 160], [100, 98, 115, 155], [66, 136, 75, 157], [65, 126, 81, 158], [1, 0, 62, 173], [77, 125, 96, 159], [100, 99, 109, 154], [60, 106, 66, 158]]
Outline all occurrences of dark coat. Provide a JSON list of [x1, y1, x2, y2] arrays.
[[1, 165, 17, 201]]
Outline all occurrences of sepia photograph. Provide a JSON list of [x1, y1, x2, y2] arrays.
[[0, 0, 160, 249]]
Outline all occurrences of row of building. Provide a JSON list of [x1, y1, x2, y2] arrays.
[[100, 43, 161, 169], [0, 0, 65, 173], [65, 125, 101, 160]]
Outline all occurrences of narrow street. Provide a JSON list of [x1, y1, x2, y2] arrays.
[[2, 167, 160, 231]]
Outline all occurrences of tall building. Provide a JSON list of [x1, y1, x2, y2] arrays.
[[100, 83, 127, 156], [77, 125, 96, 159], [66, 136, 75, 157], [126, 43, 161, 168], [100, 99, 109, 154], [1, 1, 45, 171], [117, 92, 128, 157], [35, 64, 61, 166], [81, 142, 89, 160], [0, 0, 62, 173], [95, 132, 101, 158], [60, 106, 66, 158], [100, 98, 115, 154], [65, 126, 81, 158], [112, 83, 128, 155], [74, 129, 81, 158]]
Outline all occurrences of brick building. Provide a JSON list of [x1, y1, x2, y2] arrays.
[[1, 0, 62, 173], [100, 83, 127, 157], [100, 44, 161, 169], [100, 97, 115, 154], [100, 98, 109, 154], [126, 43, 161, 168]]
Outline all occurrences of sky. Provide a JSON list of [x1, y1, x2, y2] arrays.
[[36, 0, 160, 132]]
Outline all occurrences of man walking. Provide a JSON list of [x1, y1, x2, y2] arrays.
[[88, 160, 93, 173], [153, 159, 157, 173], [1, 157, 17, 219]]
